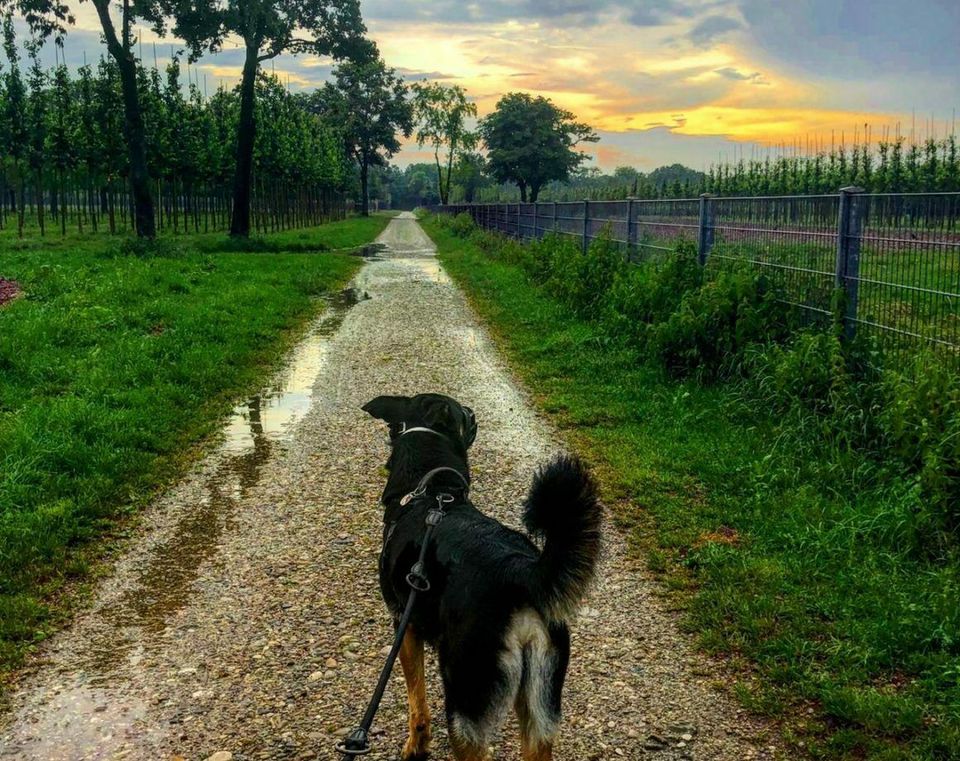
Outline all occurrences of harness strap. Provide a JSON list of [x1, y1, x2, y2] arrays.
[[400, 466, 470, 506]]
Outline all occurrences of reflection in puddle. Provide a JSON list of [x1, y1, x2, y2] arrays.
[[81, 287, 368, 678], [397, 258, 451, 284]]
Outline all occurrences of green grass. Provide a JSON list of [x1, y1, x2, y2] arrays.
[[421, 215, 960, 761], [0, 215, 387, 682]]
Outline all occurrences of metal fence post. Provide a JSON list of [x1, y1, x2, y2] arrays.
[[516, 202, 522, 239], [582, 199, 590, 253], [697, 193, 715, 266], [533, 202, 539, 239], [553, 201, 558, 233], [626, 197, 637, 261], [835, 186, 866, 341]]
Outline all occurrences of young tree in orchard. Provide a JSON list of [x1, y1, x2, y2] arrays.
[[478, 92, 598, 202], [311, 52, 412, 216], [164, 0, 369, 237], [3, 0, 162, 236], [410, 81, 476, 205]]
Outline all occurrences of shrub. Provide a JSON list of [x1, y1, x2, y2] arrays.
[[542, 234, 627, 320], [603, 242, 703, 347], [449, 212, 476, 238], [648, 267, 788, 380], [878, 357, 960, 548]]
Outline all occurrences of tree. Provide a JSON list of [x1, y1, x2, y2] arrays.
[[311, 52, 412, 216], [4, 0, 162, 237], [451, 151, 487, 202], [478, 92, 597, 202], [166, 0, 368, 237], [410, 81, 476, 205]]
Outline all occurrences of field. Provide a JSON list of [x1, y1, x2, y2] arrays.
[[422, 213, 960, 760], [0, 215, 387, 681]]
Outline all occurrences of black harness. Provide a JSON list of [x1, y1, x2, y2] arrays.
[[337, 460, 469, 758]]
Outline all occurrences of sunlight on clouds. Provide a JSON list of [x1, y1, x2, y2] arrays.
[[601, 105, 904, 145], [48, 0, 920, 168], [643, 52, 734, 74]]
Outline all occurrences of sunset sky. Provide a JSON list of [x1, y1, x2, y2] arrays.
[[16, 0, 960, 172]]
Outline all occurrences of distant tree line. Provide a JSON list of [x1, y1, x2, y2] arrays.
[[425, 136, 960, 204], [3, 0, 370, 237], [0, 32, 349, 235]]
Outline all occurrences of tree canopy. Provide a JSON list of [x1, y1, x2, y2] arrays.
[[3, 0, 172, 235], [161, 0, 370, 236], [311, 51, 412, 215], [478, 92, 597, 202], [410, 81, 476, 205]]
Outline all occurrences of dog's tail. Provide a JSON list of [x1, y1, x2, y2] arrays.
[[523, 455, 602, 623]]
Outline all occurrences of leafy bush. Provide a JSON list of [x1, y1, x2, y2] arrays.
[[648, 268, 788, 380], [449, 212, 476, 238], [602, 242, 703, 347], [541, 234, 627, 319], [878, 357, 960, 547]]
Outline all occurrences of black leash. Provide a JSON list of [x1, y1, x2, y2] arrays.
[[337, 467, 469, 758]]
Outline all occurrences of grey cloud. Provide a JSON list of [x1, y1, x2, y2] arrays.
[[364, 0, 731, 29], [714, 66, 768, 85], [685, 14, 742, 44], [737, 0, 960, 76]]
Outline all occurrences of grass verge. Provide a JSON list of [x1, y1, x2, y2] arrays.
[[0, 216, 386, 684], [421, 214, 960, 761]]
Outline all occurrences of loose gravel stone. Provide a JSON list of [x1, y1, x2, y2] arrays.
[[0, 213, 782, 759]]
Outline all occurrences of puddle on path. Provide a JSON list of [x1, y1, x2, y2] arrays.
[[83, 286, 369, 677], [396, 257, 451, 284], [348, 242, 387, 260]]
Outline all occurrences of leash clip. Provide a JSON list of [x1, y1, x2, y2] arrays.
[[399, 486, 425, 506], [406, 561, 431, 592], [336, 727, 372, 756]]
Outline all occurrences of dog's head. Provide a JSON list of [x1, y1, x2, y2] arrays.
[[362, 393, 477, 450]]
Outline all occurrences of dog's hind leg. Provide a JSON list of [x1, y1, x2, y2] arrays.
[[448, 716, 492, 761], [399, 625, 431, 760], [515, 620, 570, 761]]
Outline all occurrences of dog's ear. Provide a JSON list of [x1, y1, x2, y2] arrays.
[[361, 395, 410, 424]]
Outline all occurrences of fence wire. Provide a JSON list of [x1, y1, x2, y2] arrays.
[[439, 192, 960, 364]]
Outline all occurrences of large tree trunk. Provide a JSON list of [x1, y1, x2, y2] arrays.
[[93, 0, 155, 238], [116, 51, 155, 237], [230, 46, 260, 237], [360, 159, 369, 216]]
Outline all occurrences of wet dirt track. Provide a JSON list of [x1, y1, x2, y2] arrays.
[[0, 213, 781, 760]]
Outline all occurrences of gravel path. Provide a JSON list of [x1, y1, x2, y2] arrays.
[[0, 213, 780, 760]]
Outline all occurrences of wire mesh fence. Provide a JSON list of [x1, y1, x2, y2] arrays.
[[437, 190, 960, 365]]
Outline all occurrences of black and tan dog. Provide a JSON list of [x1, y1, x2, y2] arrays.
[[362, 393, 602, 761]]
